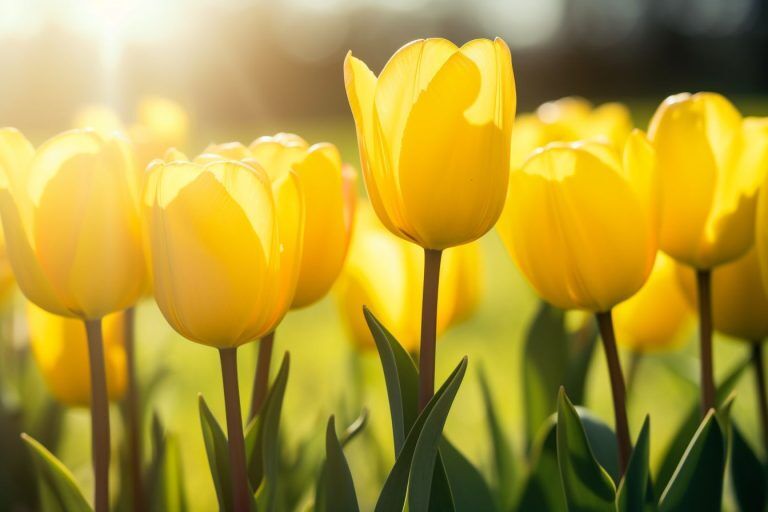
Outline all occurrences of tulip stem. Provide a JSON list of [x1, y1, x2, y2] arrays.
[[696, 269, 716, 415], [85, 318, 111, 512], [249, 331, 274, 421], [752, 343, 768, 456], [595, 311, 631, 475], [418, 248, 443, 411], [219, 347, 250, 512], [123, 307, 145, 512]]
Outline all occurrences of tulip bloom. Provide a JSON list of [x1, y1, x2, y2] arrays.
[[145, 156, 303, 512], [28, 303, 126, 407], [649, 93, 768, 414], [337, 205, 482, 352], [345, 37, 514, 408], [613, 253, 692, 353], [129, 97, 190, 168], [511, 97, 632, 169], [499, 131, 658, 474], [0, 127, 146, 512]]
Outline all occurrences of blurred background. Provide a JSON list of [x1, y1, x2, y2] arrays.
[[0, 0, 767, 510]]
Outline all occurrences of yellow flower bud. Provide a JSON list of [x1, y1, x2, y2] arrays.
[[336, 205, 482, 352], [0, 128, 147, 319], [498, 131, 658, 311], [613, 253, 693, 352], [344, 38, 515, 250], [678, 247, 768, 342], [648, 93, 768, 269], [203, 134, 356, 309], [144, 156, 303, 348], [27, 302, 126, 407], [129, 97, 190, 167], [511, 97, 632, 168]]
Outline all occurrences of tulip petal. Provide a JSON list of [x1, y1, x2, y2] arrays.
[[151, 161, 274, 347], [249, 135, 308, 182]]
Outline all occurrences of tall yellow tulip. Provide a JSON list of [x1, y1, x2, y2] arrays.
[[345, 37, 514, 408], [28, 303, 126, 407], [613, 253, 692, 353], [649, 93, 768, 414], [337, 205, 482, 352], [0, 127, 146, 512], [199, 135, 356, 419], [145, 156, 303, 512], [511, 97, 632, 168], [499, 131, 658, 473]]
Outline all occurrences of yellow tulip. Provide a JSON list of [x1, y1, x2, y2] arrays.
[[648, 93, 768, 269], [27, 303, 126, 406], [144, 156, 303, 348], [613, 253, 693, 352], [498, 131, 658, 311], [678, 247, 768, 342], [344, 38, 515, 250], [203, 133, 356, 308], [129, 96, 190, 166], [0, 128, 147, 319], [0, 226, 16, 301], [336, 205, 482, 352], [511, 97, 632, 168]]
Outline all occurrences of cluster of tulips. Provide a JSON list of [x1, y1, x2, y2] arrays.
[[0, 36, 767, 512]]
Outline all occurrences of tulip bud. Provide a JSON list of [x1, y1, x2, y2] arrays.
[[678, 247, 768, 342], [129, 97, 190, 168], [145, 157, 303, 347], [344, 38, 515, 250], [498, 131, 658, 311], [27, 302, 126, 407], [0, 128, 147, 319], [613, 253, 693, 352], [648, 93, 768, 269], [336, 205, 482, 352]]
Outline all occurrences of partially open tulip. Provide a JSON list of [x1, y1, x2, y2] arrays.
[[648, 93, 768, 269], [0, 128, 147, 319], [28, 303, 126, 407], [498, 131, 658, 312], [203, 133, 356, 309], [145, 157, 303, 347], [511, 97, 632, 168], [613, 253, 692, 353], [677, 248, 768, 342], [337, 205, 482, 352], [344, 37, 515, 250]]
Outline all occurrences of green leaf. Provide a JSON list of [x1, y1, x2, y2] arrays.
[[517, 417, 566, 512], [247, 352, 290, 512], [478, 365, 515, 510], [523, 303, 569, 448], [198, 394, 233, 512], [147, 414, 188, 512], [617, 416, 656, 512], [315, 410, 367, 512], [730, 422, 766, 512], [556, 389, 616, 512], [659, 411, 725, 512], [655, 359, 748, 491], [320, 416, 359, 512], [364, 307, 419, 454], [21, 433, 92, 512], [375, 357, 467, 512], [577, 407, 621, 484], [440, 438, 496, 512], [340, 408, 368, 447], [429, 455, 455, 512]]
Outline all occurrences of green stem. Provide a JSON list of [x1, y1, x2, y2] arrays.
[[249, 331, 274, 421], [596, 311, 631, 475], [85, 318, 111, 512], [752, 343, 768, 456], [696, 269, 716, 415], [418, 249, 443, 411], [123, 307, 144, 512], [219, 347, 250, 512]]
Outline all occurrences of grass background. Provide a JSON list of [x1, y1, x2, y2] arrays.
[[23, 99, 768, 510]]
